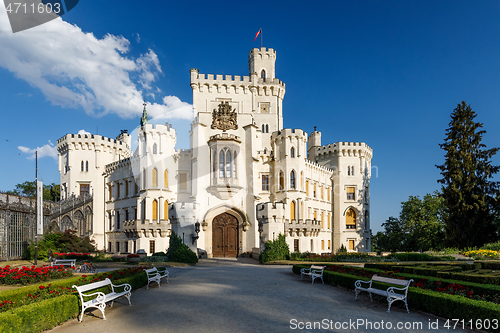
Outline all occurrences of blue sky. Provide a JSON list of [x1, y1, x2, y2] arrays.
[[1, 1, 500, 233]]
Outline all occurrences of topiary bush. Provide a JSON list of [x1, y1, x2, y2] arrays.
[[166, 232, 198, 264], [259, 233, 290, 263]]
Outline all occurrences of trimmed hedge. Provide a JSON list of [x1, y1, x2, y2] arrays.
[[0, 272, 147, 333], [293, 264, 500, 331]]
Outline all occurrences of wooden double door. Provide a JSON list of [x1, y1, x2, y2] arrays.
[[212, 213, 238, 257]]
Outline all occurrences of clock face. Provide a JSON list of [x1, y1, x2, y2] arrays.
[[260, 103, 269, 113]]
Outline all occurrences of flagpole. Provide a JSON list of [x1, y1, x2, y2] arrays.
[[260, 27, 263, 48], [35, 151, 38, 266]]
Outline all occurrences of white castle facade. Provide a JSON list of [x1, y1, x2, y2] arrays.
[[56, 47, 373, 257]]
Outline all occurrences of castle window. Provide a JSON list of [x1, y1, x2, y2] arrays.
[[346, 208, 356, 229], [347, 166, 351, 176], [321, 212, 324, 229], [86, 161, 89, 172], [306, 181, 309, 196], [364, 210, 369, 230], [108, 184, 112, 200], [327, 213, 331, 229], [149, 240, 155, 254], [234, 151, 237, 178], [261, 69, 266, 79], [80, 184, 90, 197], [152, 168, 158, 187], [116, 181, 120, 198], [290, 170, 296, 189], [152, 199, 158, 221], [116, 211, 120, 230], [125, 209, 129, 221], [279, 171, 284, 191], [328, 240, 331, 250], [290, 200, 296, 220], [265, 124, 269, 133], [294, 239, 299, 252], [81, 161, 84, 172], [347, 187, 355, 200], [142, 199, 146, 223], [327, 187, 330, 201], [349, 240, 355, 250], [153, 143, 157, 154], [143, 168, 147, 189], [116, 242, 120, 253], [321, 240, 324, 250], [219, 151, 225, 178], [313, 184, 316, 197], [108, 212, 112, 231], [164, 170, 169, 188], [364, 186, 369, 203], [164, 200, 169, 220], [125, 180, 129, 197], [320, 185, 323, 199], [290, 147, 295, 158], [262, 124, 265, 132], [262, 175, 269, 191], [226, 150, 232, 178]]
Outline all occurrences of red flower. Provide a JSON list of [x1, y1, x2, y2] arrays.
[[39, 286, 45, 290]]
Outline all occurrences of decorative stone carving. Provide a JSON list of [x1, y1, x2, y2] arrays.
[[211, 101, 238, 132]]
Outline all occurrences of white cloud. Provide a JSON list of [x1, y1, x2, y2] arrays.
[[148, 96, 194, 122], [18, 141, 58, 160], [78, 129, 91, 135], [0, 7, 193, 121]]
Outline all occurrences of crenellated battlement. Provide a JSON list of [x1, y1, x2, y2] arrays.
[[249, 47, 276, 58], [314, 142, 373, 160], [56, 133, 131, 157], [138, 123, 176, 137], [256, 201, 285, 222], [271, 128, 308, 141], [305, 158, 335, 174], [190, 71, 285, 89]]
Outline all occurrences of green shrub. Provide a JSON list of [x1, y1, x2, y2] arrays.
[[389, 252, 449, 261], [152, 252, 166, 257], [477, 260, 500, 270], [25, 230, 96, 260], [482, 241, 500, 252], [259, 233, 290, 263], [166, 232, 198, 264]]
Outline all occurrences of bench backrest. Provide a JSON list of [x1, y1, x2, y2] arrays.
[[310, 265, 325, 271], [372, 275, 410, 286], [74, 278, 112, 293]]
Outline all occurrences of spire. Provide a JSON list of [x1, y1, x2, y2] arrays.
[[140, 102, 149, 126]]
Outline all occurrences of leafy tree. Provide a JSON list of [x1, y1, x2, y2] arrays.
[[25, 230, 96, 260], [7, 181, 60, 202], [375, 193, 445, 252], [436, 101, 499, 248], [259, 233, 290, 263]]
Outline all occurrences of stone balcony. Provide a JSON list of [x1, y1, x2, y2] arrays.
[[286, 219, 322, 237], [123, 219, 171, 238]]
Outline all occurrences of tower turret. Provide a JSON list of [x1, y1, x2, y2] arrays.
[[249, 47, 276, 80]]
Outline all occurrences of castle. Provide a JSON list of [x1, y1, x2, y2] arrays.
[[56, 47, 373, 257]]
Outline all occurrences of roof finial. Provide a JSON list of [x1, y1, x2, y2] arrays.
[[314, 126, 317, 132], [140, 100, 149, 126]]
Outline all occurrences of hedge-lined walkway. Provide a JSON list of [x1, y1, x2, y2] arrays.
[[49, 258, 468, 333]]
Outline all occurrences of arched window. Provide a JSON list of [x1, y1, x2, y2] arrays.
[[346, 208, 356, 229], [262, 124, 265, 132], [81, 161, 84, 171], [86, 161, 89, 172], [152, 168, 158, 187], [351, 166, 354, 175], [265, 124, 269, 133], [313, 184, 317, 197], [152, 199, 158, 221], [164, 170, 168, 188], [234, 151, 237, 178], [261, 69, 266, 79], [290, 170, 296, 189], [219, 151, 225, 178], [347, 166, 351, 176], [153, 143, 157, 154], [279, 171, 284, 191], [306, 180, 309, 196], [290, 200, 296, 220], [164, 200, 169, 220], [290, 147, 295, 158], [226, 150, 232, 178], [213, 150, 217, 179]]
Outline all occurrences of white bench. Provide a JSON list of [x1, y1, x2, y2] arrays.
[[51, 259, 76, 268], [145, 267, 169, 288], [300, 265, 325, 284], [73, 278, 132, 321], [355, 274, 413, 313]]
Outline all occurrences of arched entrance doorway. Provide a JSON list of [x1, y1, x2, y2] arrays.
[[212, 212, 238, 257]]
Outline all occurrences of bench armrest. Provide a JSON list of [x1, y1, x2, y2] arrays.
[[81, 291, 106, 304], [112, 283, 132, 293], [354, 279, 371, 288], [300, 268, 311, 274]]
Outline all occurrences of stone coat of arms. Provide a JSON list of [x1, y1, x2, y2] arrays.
[[211, 101, 238, 132]]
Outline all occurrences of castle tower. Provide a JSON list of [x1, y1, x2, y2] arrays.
[[307, 127, 321, 161], [249, 47, 276, 79]]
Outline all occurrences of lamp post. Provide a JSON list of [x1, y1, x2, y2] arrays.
[[258, 218, 264, 251], [192, 221, 200, 244]]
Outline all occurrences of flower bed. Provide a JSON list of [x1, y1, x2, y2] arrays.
[[323, 264, 500, 305], [0, 265, 72, 285], [465, 250, 499, 259], [0, 267, 146, 314]]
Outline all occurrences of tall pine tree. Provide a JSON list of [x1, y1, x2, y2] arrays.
[[437, 101, 499, 248]]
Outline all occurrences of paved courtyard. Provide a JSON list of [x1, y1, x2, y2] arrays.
[[50, 258, 468, 333]]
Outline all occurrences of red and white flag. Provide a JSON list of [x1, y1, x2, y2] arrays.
[[253, 28, 262, 41]]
